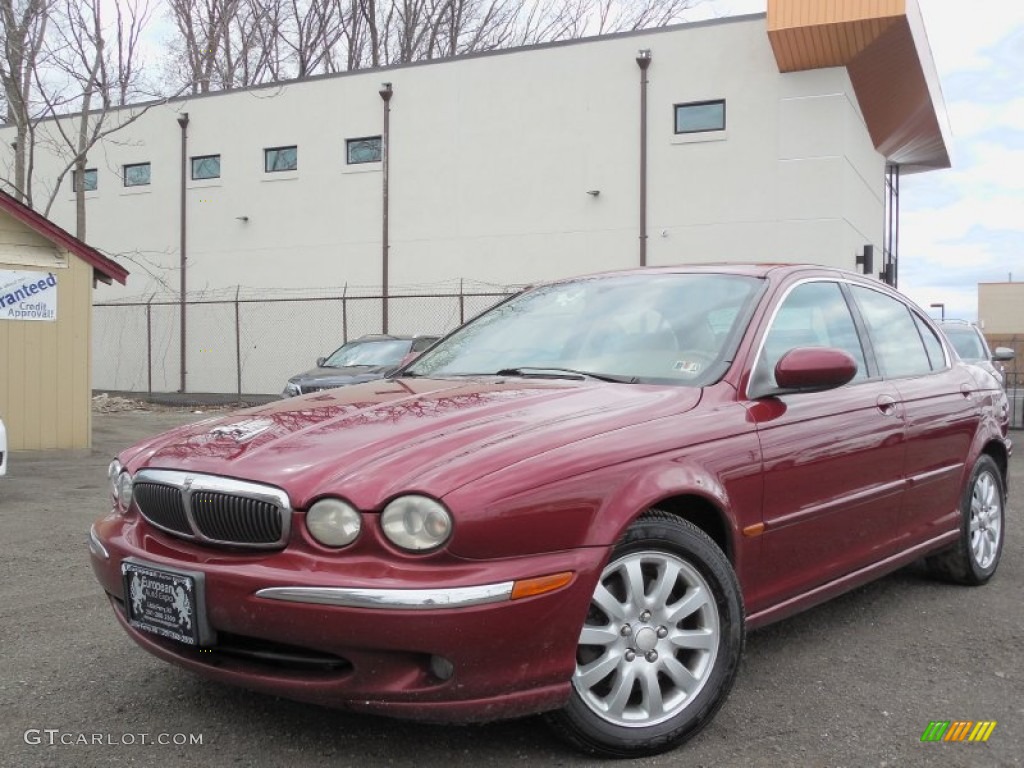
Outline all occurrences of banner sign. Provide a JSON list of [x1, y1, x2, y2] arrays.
[[0, 270, 58, 322]]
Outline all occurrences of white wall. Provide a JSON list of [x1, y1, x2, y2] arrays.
[[0, 15, 889, 393]]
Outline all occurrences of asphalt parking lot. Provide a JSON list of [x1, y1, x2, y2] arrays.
[[1, 410, 1021, 768]]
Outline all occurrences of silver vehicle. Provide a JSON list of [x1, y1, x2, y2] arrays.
[[938, 320, 1014, 385]]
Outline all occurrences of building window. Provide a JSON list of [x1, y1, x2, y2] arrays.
[[264, 146, 297, 172], [123, 162, 151, 187], [347, 136, 382, 164], [674, 100, 726, 134], [192, 154, 221, 180], [72, 168, 98, 192]]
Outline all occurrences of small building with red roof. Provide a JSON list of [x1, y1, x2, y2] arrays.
[[0, 190, 128, 450]]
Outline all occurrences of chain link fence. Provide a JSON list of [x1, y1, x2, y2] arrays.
[[94, 282, 516, 398]]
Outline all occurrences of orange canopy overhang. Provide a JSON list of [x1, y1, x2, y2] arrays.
[[767, 0, 952, 173]]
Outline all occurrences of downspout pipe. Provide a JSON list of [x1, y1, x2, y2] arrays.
[[379, 83, 393, 334], [177, 112, 189, 393], [636, 50, 651, 268]]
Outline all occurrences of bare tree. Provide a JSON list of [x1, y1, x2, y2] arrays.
[[0, 0, 52, 206], [277, 0, 346, 77], [1, 0, 163, 223], [32, 0, 163, 236], [167, 0, 240, 94], [155, 0, 700, 95], [218, 0, 283, 87], [347, 0, 698, 69]]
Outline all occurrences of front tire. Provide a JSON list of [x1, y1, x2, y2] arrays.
[[926, 454, 1005, 585], [546, 512, 744, 757]]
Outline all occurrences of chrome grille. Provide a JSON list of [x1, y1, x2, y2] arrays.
[[134, 482, 190, 535], [192, 491, 283, 544], [132, 469, 291, 549]]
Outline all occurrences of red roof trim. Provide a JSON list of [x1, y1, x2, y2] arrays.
[[0, 190, 129, 285]]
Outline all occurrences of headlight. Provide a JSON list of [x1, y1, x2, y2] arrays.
[[307, 498, 362, 547], [282, 381, 301, 398], [116, 471, 134, 511], [381, 495, 452, 551], [108, 459, 122, 500]]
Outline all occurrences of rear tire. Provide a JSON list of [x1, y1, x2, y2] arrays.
[[926, 455, 1005, 585], [545, 512, 744, 757]]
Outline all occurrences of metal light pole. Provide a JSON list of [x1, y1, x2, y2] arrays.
[[930, 302, 946, 321]]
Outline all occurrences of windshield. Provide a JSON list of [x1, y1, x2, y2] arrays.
[[406, 273, 763, 386], [943, 327, 987, 362], [323, 339, 410, 367]]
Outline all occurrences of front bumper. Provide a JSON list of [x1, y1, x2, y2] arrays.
[[89, 512, 608, 722]]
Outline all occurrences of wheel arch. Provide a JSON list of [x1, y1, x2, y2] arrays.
[[592, 462, 744, 567], [981, 438, 1009, 489], [648, 494, 734, 563]]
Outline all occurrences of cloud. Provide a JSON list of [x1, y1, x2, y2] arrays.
[[897, 6, 1024, 321], [949, 99, 1024, 141], [917, 0, 1024, 75]]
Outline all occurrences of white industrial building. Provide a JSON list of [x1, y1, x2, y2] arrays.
[[0, 0, 951, 395]]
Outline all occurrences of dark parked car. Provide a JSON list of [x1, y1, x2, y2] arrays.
[[281, 334, 439, 397], [91, 265, 1009, 757], [938, 320, 1014, 386]]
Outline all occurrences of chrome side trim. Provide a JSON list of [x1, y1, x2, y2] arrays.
[[255, 582, 515, 610], [767, 477, 906, 530], [134, 469, 292, 549], [907, 464, 963, 485], [88, 525, 109, 560]]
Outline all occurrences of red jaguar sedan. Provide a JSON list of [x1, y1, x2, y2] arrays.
[[89, 264, 1009, 757]]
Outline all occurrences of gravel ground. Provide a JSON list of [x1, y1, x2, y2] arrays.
[[1, 410, 1020, 768]]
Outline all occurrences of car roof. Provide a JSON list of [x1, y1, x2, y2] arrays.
[[352, 334, 437, 342], [536, 263, 875, 286]]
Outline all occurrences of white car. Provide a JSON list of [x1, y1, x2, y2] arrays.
[[0, 416, 6, 476]]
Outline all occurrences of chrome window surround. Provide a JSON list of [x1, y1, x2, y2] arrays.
[[133, 469, 292, 549], [255, 582, 514, 610]]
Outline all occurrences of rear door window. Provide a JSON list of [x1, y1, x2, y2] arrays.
[[850, 286, 932, 378]]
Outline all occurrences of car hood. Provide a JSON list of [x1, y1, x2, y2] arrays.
[[290, 365, 394, 389], [123, 377, 702, 509]]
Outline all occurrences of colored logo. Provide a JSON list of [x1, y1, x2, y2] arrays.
[[921, 721, 997, 743]]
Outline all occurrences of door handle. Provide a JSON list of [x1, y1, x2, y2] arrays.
[[876, 394, 899, 416], [960, 384, 974, 399]]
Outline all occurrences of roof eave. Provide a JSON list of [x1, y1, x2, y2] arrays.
[[767, 0, 951, 172], [0, 191, 128, 285]]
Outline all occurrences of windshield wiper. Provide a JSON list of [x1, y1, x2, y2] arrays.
[[495, 367, 638, 384]]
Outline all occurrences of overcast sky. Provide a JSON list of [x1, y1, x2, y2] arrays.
[[699, 0, 1024, 322]]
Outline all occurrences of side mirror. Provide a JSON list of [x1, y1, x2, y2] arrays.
[[774, 347, 858, 392], [992, 347, 1015, 362], [316, 357, 326, 368]]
